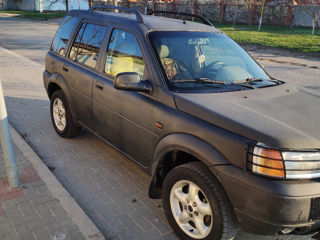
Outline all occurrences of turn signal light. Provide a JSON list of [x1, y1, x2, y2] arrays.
[[250, 145, 285, 178]]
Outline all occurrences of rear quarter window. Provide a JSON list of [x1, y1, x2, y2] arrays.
[[51, 16, 80, 56]]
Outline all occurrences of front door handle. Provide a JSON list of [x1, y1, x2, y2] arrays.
[[95, 82, 104, 90], [62, 64, 69, 72]]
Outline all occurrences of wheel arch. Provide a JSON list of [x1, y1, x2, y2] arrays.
[[149, 133, 229, 199], [44, 71, 77, 122]]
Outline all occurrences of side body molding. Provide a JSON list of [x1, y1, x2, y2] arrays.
[[149, 133, 229, 198], [43, 71, 77, 122]]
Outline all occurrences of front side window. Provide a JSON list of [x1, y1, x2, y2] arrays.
[[149, 31, 279, 92], [104, 29, 145, 78], [51, 16, 79, 56]]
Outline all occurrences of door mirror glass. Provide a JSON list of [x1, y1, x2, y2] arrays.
[[114, 72, 152, 93]]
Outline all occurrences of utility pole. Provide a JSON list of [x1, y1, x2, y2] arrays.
[[0, 79, 20, 189]]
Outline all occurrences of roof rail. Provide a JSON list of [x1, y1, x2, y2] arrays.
[[147, 10, 213, 27], [89, 5, 145, 24]]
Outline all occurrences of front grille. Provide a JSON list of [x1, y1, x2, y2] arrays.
[[309, 197, 320, 220]]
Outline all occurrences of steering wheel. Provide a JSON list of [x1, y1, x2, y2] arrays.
[[202, 61, 225, 73]]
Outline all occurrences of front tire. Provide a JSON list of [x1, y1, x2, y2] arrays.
[[162, 162, 238, 240], [50, 90, 80, 138]]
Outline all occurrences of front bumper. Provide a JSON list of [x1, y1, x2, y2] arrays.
[[211, 165, 320, 235]]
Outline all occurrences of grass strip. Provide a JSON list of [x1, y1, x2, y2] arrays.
[[0, 10, 66, 19], [214, 22, 320, 53]]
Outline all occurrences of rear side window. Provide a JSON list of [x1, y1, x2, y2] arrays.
[[51, 16, 79, 56], [69, 23, 107, 69], [69, 23, 86, 60]]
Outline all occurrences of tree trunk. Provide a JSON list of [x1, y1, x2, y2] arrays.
[[312, 17, 315, 35], [258, 15, 262, 30], [258, 0, 265, 31], [233, 2, 238, 30], [39, 0, 43, 12], [66, 0, 69, 12]]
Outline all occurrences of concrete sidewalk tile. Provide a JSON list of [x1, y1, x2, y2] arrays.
[[144, 211, 171, 234], [156, 232, 179, 240], [30, 195, 55, 206], [15, 223, 35, 240], [127, 207, 149, 219], [0, 230, 19, 240], [133, 229, 161, 240], [121, 225, 143, 239], [2, 199, 18, 210], [9, 210, 40, 227], [95, 210, 120, 226], [34, 203, 55, 219], [47, 201, 69, 220], [70, 231, 87, 240], [32, 227, 52, 240], [23, 183, 39, 197], [0, 221, 14, 234], [18, 201, 37, 217], [132, 215, 154, 233]]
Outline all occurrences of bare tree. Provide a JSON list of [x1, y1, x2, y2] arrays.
[[288, 0, 320, 35], [39, 0, 43, 12], [232, 0, 240, 30], [258, 0, 266, 30], [301, 0, 319, 34]]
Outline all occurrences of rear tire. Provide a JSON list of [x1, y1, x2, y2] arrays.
[[50, 90, 80, 138], [162, 162, 238, 240]]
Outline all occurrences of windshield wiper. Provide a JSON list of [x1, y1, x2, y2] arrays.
[[269, 78, 284, 85], [231, 78, 264, 84], [173, 78, 226, 84], [230, 78, 266, 89]]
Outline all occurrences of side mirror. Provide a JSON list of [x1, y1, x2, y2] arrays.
[[114, 72, 152, 93]]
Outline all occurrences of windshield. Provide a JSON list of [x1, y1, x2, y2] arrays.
[[149, 31, 280, 92]]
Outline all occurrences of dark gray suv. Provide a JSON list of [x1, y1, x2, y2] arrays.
[[43, 5, 320, 240]]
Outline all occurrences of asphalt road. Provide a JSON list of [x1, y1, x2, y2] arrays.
[[0, 14, 319, 240]]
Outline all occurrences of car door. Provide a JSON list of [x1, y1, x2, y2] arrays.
[[60, 21, 107, 127], [92, 28, 158, 167]]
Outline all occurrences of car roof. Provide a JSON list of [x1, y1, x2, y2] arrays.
[[68, 9, 220, 33]]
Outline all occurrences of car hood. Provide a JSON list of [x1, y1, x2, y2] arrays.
[[174, 84, 320, 149]]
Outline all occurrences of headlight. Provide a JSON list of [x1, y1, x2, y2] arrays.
[[282, 151, 320, 179], [247, 143, 320, 179]]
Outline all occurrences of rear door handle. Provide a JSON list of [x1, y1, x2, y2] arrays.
[[62, 64, 69, 72], [95, 82, 104, 90]]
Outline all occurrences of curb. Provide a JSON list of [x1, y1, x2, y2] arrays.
[[10, 125, 106, 240]]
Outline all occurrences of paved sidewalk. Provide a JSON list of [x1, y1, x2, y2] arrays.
[[0, 140, 82, 239], [0, 126, 104, 240]]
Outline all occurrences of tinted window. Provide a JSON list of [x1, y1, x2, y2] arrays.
[[51, 16, 79, 56], [74, 23, 107, 68], [105, 29, 145, 78], [69, 23, 86, 60]]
